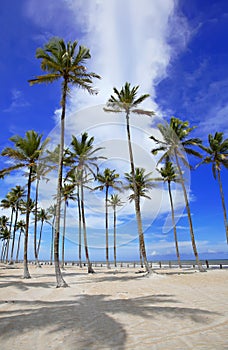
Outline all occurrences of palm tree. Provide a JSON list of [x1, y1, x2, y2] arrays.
[[29, 37, 101, 287], [15, 219, 26, 263], [125, 167, 154, 268], [60, 184, 77, 268], [155, 159, 182, 268], [199, 132, 228, 243], [108, 194, 124, 267], [0, 215, 10, 262], [47, 204, 57, 265], [150, 117, 205, 272], [9, 186, 25, 264], [104, 82, 154, 272], [95, 168, 121, 268], [36, 208, 52, 265], [32, 162, 52, 266], [0, 130, 49, 278], [68, 132, 105, 273], [0, 193, 16, 263], [66, 170, 83, 267]]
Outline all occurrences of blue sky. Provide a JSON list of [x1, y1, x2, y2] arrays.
[[0, 0, 228, 262]]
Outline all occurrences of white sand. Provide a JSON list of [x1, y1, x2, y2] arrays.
[[0, 264, 227, 350]]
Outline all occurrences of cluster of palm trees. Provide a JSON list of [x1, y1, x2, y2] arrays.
[[0, 37, 227, 287]]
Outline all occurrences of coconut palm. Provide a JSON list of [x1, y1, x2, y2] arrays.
[[9, 186, 25, 264], [15, 219, 26, 263], [0, 193, 16, 263], [199, 132, 228, 243], [65, 170, 82, 267], [47, 204, 57, 265], [95, 168, 121, 268], [68, 132, 105, 273], [29, 37, 100, 287], [0, 215, 10, 262], [125, 167, 154, 268], [104, 82, 154, 272], [155, 159, 182, 268], [0, 130, 49, 278], [60, 184, 77, 268], [35, 208, 52, 265], [150, 117, 205, 272], [108, 194, 124, 267]]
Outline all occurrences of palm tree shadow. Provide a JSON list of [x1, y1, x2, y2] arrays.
[[0, 294, 219, 349]]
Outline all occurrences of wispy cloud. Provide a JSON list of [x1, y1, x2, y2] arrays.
[[3, 89, 30, 113]]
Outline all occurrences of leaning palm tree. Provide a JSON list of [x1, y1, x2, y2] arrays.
[[199, 132, 228, 243], [67, 132, 105, 273], [108, 194, 124, 267], [104, 82, 154, 273], [15, 219, 26, 263], [94, 168, 121, 268], [0, 130, 49, 278], [155, 159, 182, 268], [60, 184, 77, 268], [29, 37, 101, 287], [150, 117, 205, 272], [125, 167, 154, 268]]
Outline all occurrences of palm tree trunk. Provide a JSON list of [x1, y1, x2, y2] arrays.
[[16, 230, 22, 263], [168, 181, 181, 268], [36, 220, 43, 265], [54, 82, 68, 287], [50, 216, 55, 265], [23, 167, 32, 278], [174, 152, 205, 272], [77, 186, 82, 268], [217, 170, 228, 243], [9, 207, 19, 264], [105, 185, 110, 268], [125, 112, 150, 273], [61, 201, 67, 268], [34, 179, 39, 264], [5, 209, 14, 263], [80, 179, 94, 273], [113, 206, 117, 267]]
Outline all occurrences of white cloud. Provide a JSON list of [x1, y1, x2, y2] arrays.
[[3, 89, 30, 113]]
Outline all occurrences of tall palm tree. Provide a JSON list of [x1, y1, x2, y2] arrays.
[[68, 132, 105, 273], [0, 130, 49, 278], [95, 168, 121, 268], [150, 117, 205, 272], [60, 184, 77, 268], [199, 132, 228, 243], [29, 37, 100, 287], [108, 194, 124, 267], [155, 159, 182, 268], [9, 186, 25, 264], [104, 82, 154, 273], [15, 219, 26, 263], [125, 167, 154, 268]]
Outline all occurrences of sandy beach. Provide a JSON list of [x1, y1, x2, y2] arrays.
[[0, 264, 227, 350]]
